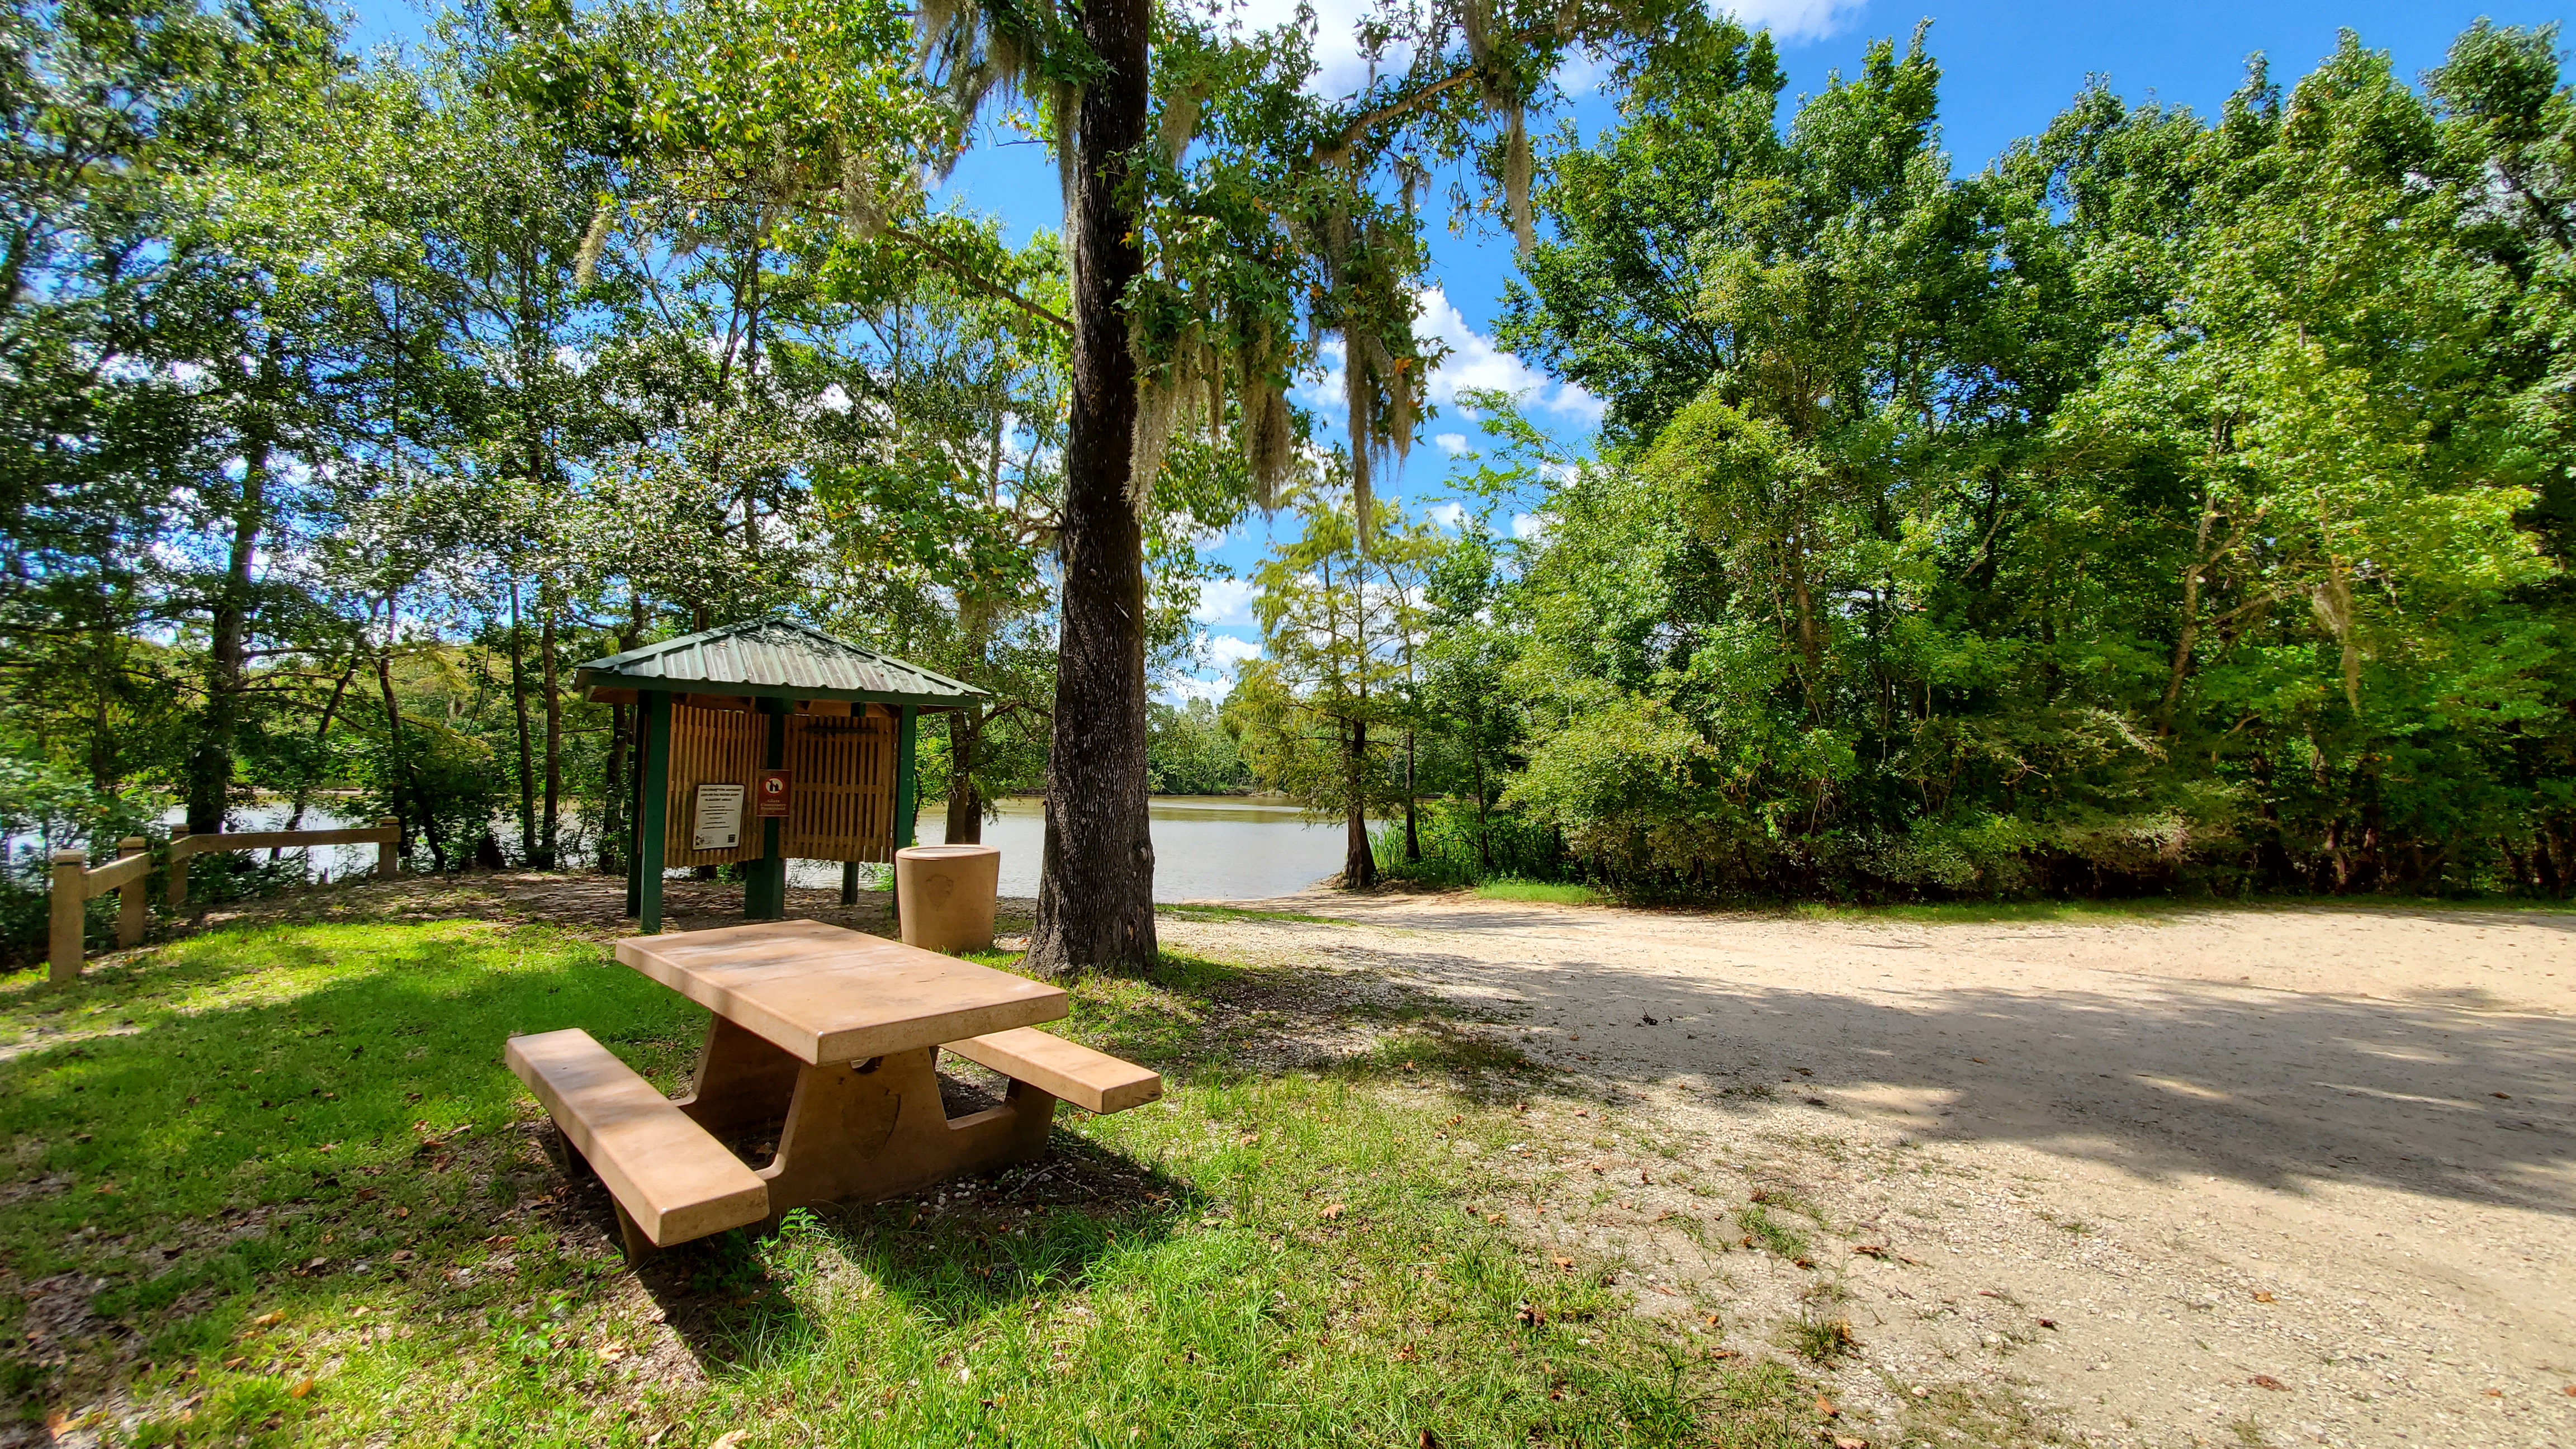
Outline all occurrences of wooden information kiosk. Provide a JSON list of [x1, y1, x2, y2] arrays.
[[573, 618, 986, 933]]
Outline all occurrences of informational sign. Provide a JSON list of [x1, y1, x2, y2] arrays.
[[691, 783, 745, 851], [757, 769, 793, 819]]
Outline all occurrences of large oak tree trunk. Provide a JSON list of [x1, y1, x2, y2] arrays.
[[1027, 0, 1157, 978]]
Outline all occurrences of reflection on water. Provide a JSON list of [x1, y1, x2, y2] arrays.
[[120, 793, 1339, 906], [788, 794, 1345, 902]]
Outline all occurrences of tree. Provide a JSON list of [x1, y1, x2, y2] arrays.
[[1233, 481, 1434, 886]]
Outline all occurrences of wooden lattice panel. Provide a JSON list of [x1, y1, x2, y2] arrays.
[[784, 709, 896, 863], [662, 703, 768, 866]]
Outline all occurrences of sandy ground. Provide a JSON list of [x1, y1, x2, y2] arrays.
[[1157, 896, 2576, 1449]]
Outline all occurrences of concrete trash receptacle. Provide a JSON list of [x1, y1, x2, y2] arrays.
[[894, 844, 1001, 954]]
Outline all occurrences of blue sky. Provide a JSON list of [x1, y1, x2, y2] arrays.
[[342, 0, 2568, 698]]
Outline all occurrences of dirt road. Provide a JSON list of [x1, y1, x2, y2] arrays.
[[1162, 896, 2576, 1448]]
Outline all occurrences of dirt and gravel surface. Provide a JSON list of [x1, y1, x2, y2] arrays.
[[1157, 893, 2576, 1449]]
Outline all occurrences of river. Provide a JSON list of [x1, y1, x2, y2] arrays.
[[145, 794, 1346, 903]]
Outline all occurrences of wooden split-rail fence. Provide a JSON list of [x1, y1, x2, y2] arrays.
[[45, 820, 401, 986]]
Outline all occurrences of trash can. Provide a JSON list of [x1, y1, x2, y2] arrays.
[[894, 844, 1001, 955]]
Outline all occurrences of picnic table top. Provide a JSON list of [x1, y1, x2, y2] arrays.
[[613, 919, 1066, 1065]]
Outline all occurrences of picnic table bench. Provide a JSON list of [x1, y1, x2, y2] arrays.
[[508, 920, 1161, 1258]]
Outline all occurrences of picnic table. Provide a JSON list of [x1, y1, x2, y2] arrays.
[[508, 920, 1162, 1259]]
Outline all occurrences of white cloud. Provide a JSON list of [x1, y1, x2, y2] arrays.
[[1202, 632, 1263, 669], [1228, 0, 1859, 100], [1228, 0, 1391, 94], [1296, 288, 1603, 439], [1159, 674, 1233, 705], [1511, 512, 1550, 542], [1424, 500, 1466, 529], [1722, 0, 1867, 44], [1413, 287, 1604, 425], [1193, 577, 1259, 627]]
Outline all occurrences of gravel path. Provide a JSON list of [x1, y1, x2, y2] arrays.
[[1162, 896, 2576, 1449]]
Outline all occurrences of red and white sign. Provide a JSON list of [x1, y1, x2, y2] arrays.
[[756, 769, 793, 818]]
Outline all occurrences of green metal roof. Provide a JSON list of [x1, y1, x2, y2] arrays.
[[573, 617, 986, 709]]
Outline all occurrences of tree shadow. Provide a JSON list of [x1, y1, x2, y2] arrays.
[[1318, 935, 2576, 1216], [0, 921, 1208, 1388]]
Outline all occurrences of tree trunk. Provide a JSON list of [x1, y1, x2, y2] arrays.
[[602, 703, 629, 873], [1403, 728, 1420, 863], [509, 581, 537, 863], [539, 597, 561, 869], [1027, 0, 1158, 978], [946, 707, 985, 845], [185, 424, 270, 835], [377, 608, 445, 873], [1343, 719, 1376, 887]]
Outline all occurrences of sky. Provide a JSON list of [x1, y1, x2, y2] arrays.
[[342, 0, 2569, 700]]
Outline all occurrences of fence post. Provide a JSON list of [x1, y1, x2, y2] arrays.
[[376, 818, 400, 879], [116, 837, 147, 949], [49, 849, 87, 987], [167, 831, 191, 910]]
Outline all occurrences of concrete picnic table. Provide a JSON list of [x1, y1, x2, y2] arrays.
[[509, 920, 1162, 1258]]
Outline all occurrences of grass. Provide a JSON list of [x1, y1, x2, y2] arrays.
[[0, 916, 1820, 1447], [1783, 893, 2576, 926], [1471, 879, 1605, 907]]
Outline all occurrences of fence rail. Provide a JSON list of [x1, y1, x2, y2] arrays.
[[46, 820, 400, 986]]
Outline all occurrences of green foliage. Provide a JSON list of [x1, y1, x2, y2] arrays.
[[1146, 697, 1251, 795], [1474, 21, 2576, 902]]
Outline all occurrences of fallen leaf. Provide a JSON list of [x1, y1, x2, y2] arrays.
[[1793, 1257, 1815, 1269], [1320, 1204, 1344, 1221], [2250, 1375, 2287, 1392], [2252, 1291, 2275, 1303], [2483, 1389, 2504, 1398], [2563, 1385, 2576, 1397], [252, 1311, 286, 1328], [1814, 1393, 1837, 1418], [1971, 1058, 1987, 1064], [600, 1343, 627, 1362], [2037, 1318, 2057, 1329], [1418, 1430, 1439, 1449], [287, 1379, 314, 1399], [1851, 1244, 1888, 1259], [2492, 1092, 2511, 1100], [1834, 1438, 1867, 1449], [1552, 1257, 1575, 1271], [708, 1433, 751, 1449]]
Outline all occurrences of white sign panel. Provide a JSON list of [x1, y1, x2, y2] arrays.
[[691, 783, 746, 851]]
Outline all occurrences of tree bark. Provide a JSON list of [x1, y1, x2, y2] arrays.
[[539, 595, 561, 869], [509, 581, 537, 863], [185, 421, 271, 835], [945, 707, 985, 845], [1403, 727, 1420, 862], [1027, 0, 1158, 978], [376, 604, 445, 873], [1343, 719, 1377, 887]]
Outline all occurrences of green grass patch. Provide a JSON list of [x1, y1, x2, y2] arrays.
[[1733, 1205, 1810, 1261], [1471, 879, 1606, 907], [1, 918, 1815, 1447]]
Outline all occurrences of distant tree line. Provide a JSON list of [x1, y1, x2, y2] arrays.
[[1232, 18, 2576, 902]]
